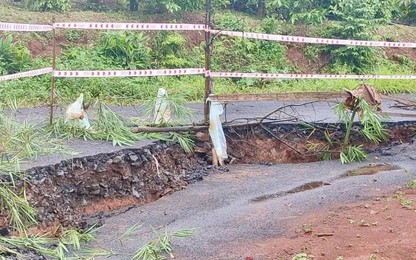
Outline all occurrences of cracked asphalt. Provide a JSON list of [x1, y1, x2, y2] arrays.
[[12, 94, 415, 259], [88, 149, 415, 260]]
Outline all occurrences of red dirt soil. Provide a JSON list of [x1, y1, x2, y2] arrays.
[[242, 189, 416, 260]]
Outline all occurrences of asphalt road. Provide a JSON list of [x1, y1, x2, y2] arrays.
[[10, 95, 414, 259], [87, 149, 416, 260]]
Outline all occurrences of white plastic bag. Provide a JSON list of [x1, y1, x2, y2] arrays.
[[208, 101, 228, 166], [153, 88, 172, 125], [65, 93, 91, 129]]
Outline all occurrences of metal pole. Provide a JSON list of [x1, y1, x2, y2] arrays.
[[49, 16, 57, 125], [204, 0, 213, 123]]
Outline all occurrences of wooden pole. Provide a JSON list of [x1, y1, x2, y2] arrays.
[[204, 0, 213, 123], [49, 16, 57, 125]]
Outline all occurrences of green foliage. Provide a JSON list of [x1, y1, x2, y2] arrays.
[[267, 0, 331, 23], [401, 0, 416, 23], [410, 179, 416, 189], [131, 228, 194, 260], [0, 2, 415, 107], [335, 98, 388, 146], [50, 103, 145, 146], [0, 107, 68, 234], [335, 94, 388, 164], [290, 8, 327, 25], [214, 0, 232, 9], [260, 16, 280, 34], [100, 31, 151, 69], [0, 107, 65, 161], [214, 12, 247, 31], [153, 32, 190, 68], [339, 145, 367, 164], [357, 100, 389, 144], [143, 92, 194, 125], [0, 35, 31, 75], [146, 132, 195, 154], [292, 252, 310, 260], [23, 0, 71, 11], [81, 0, 128, 11], [324, 0, 391, 73], [213, 36, 288, 88], [145, 0, 204, 14], [0, 225, 102, 259], [231, 0, 261, 14], [0, 183, 38, 234]]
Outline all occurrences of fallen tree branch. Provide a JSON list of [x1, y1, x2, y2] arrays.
[[131, 125, 208, 133], [131, 118, 298, 133], [260, 101, 318, 124], [317, 233, 334, 237]]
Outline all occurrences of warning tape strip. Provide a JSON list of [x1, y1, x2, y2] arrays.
[[0, 68, 52, 81], [1, 67, 415, 81], [54, 22, 206, 30], [53, 68, 205, 77], [1, 20, 415, 48], [212, 30, 416, 48], [210, 72, 416, 80], [1, 68, 415, 81], [0, 22, 52, 32]]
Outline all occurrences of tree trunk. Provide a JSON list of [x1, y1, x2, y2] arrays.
[[257, 0, 266, 17], [130, 0, 138, 11]]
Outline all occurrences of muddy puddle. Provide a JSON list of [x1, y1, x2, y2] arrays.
[[252, 181, 327, 202], [339, 163, 402, 177], [252, 163, 402, 203]]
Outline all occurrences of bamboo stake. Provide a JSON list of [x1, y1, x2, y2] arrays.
[[49, 16, 57, 125]]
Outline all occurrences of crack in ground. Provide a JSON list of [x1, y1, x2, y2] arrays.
[[251, 164, 402, 203]]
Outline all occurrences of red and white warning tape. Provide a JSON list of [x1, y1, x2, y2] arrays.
[[212, 30, 416, 48], [0, 68, 52, 82], [210, 72, 416, 80], [54, 22, 206, 31], [2, 20, 416, 48], [0, 22, 52, 32], [53, 68, 205, 77], [1, 68, 415, 81]]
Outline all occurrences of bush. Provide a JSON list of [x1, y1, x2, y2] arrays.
[[212, 36, 289, 88], [23, 0, 71, 11], [214, 12, 248, 31], [99, 31, 151, 69], [267, 0, 332, 23], [401, 0, 416, 24], [0, 35, 31, 75], [153, 32, 191, 68], [80, 0, 127, 11], [323, 0, 388, 73], [144, 0, 203, 14]]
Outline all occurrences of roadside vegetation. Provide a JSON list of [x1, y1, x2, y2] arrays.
[[0, 105, 194, 259], [0, 0, 415, 258], [0, 0, 416, 106]]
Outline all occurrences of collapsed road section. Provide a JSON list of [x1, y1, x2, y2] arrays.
[[15, 121, 416, 231]]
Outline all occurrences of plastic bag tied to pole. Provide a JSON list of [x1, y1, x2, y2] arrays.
[[209, 101, 228, 166], [64, 93, 91, 129], [153, 88, 172, 125]]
